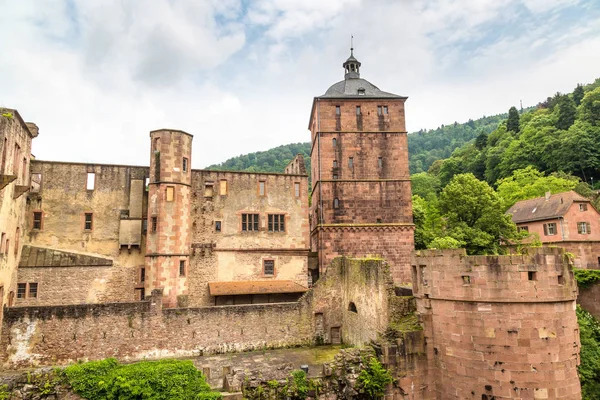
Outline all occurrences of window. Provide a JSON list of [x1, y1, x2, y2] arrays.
[[578, 222, 592, 234], [140, 268, 146, 282], [151, 216, 158, 233], [242, 213, 259, 231], [259, 181, 266, 196], [166, 186, 174, 202], [33, 212, 42, 230], [179, 260, 186, 277], [183, 157, 188, 172], [377, 106, 382, 116], [335, 105, 341, 115], [333, 174, 338, 180], [462, 276, 471, 284], [348, 302, 358, 313], [348, 157, 353, 168], [84, 213, 93, 230], [215, 221, 222, 232], [22, 157, 27, 182], [86, 172, 95, 190], [378, 157, 383, 169], [334, 198, 339, 209], [543, 223, 557, 235], [14, 227, 19, 256], [383, 106, 388, 115], [13, 144, 20, 175], [332, 138, 337, 147], [333, 160, 337, 168], [31, 173, 41, 192], [356, 106, 361, 115], [268, 214, 285, 232], [17, 283, 26, 299], [4, 239, 8, 255], [528, 271, 537, 281], [519, 226, 529, 232], [0, 233, 4, 254], [137, 288, 146, 301], [580, 203, 588, 211], [558, 274, 565, 285], [263, 260, 275, 276], [294, 182, 300, 197], [204, 183, 214, 197], [220, 180, 227, 196], [358, 88, 365, 96], [29, 283, 38, 298]]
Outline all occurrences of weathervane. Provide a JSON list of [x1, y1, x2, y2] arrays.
[[351, 34, 354, 56]]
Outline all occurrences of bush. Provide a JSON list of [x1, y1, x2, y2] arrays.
[[577, 306, 600, 400], [64, 358, 221, 400], [356, 357, 393, 399], [574, 269, 600, 289]]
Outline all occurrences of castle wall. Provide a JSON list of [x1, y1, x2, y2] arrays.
[[23, 161, 149, 304], [413, 248, 581, 399], [578, 282, 600, 319]]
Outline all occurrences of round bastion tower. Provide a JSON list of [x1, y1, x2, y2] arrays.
[[146, 129, 193, 308]]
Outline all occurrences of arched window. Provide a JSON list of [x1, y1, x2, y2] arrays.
[[334, 198, 339, 209], [348, 302, 357, 313], [332, 138, 337, 147]]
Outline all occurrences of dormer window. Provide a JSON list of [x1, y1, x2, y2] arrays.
[[358, 88, 365, 96]]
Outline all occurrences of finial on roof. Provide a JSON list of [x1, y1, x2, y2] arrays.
[[343, 37, 361, 79], [351, 34, 354, 56]]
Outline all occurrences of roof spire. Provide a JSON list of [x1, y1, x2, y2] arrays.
[[343, 37, 361, 79]]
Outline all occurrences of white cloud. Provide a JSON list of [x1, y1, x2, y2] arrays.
[[0, 0, 598, 168]]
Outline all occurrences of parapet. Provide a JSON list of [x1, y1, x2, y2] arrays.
[[283, 154, 307, 175], [411, 247, 578, 303]]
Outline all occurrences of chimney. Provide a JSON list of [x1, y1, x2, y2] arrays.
[[25, 122, 39, 138], [545, 191, 551, 200]]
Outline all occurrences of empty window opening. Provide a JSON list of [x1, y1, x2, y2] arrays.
[[138, 288, 146, 301], [333, 174, 338, 180], [334, 198, 339, 209], [335, 105, 341, 115], [33, 212, 42, 230], [348, 302, 358, 313], [140, 268, 146, 283], [263, 260, 275, 276], [259, 181, 266, 196], [84, 213, 93, 230], [220, 180, 227, 195], [86, 173, 95, 190], [151, 216, 158, 233], [462, 276, 471, 285], [528, 271, 537, 281], [17, 283, 26, 299], [215, 221, 222, 232], [145, 177, 150, 191], [0, 138, 6, 173], [242, 213, 259, 231], [153, 137, 160, 151], [333, 160, 338, 168], [13, 144, 20, 175], [378, 157, 383, 169], [179, 260, 186, 277], [580, 203, 588, 211], [204, 183, 214, 197], [268, 214, 285, 232], [356, 106, 361, 115], [348, 157, 354, 168], [558, 274, 565, 285], [294, 182, 300, 197], [183, 157, 188, 172], [31, 173, 41, 192], [577, 222, 591, 234], [29, 283, 38, 298], [332, 138, 337, 147], [166, 186, 175, 202], [376, 218, 382, 224]]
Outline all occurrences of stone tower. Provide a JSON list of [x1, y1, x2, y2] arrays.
[[308, 49, 414, 283], [146, 129, 193, 308]]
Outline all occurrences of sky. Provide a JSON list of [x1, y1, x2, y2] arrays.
[[1, 0, 600, 168]]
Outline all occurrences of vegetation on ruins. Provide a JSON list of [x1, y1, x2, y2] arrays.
[[574, 269, 600, 289], [63, 358, 221, 399], [356, 356, 393, 399], [577, 306, 600, 400]]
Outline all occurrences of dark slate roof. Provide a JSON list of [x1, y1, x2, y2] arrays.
[[319, 78, 404, 99], [506, 191, 591, 223], [19, 245, 113, 268]]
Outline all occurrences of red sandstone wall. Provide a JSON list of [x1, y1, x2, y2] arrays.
[[413, 248, 581, 399], [578, 282, 600, 319]]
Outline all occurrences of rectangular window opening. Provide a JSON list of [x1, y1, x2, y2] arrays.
[[242, 213, 260, 232], [166, 186, 175, 202], [348, 157, 353, 168], [84, 213, 93, 230], [86, 172, 95, 190], [31, 173, 42, 193], [558, 274, 565, 285], [378, 157, 383, 169], [462, 276, 471, 285], [33, 212, 42, 230], [577, 222, 591, 234], [204, 183, 214, 197], [580, 203, 588, 211], [356, 106, 361, 115], [140, 267, 146, 283], [179, 260, 186, 277], [335, 105, 341, 115], [17, 283, 26, 299], [183, 157, 188, 172], [151, 216, 158, 233], [268, 214, 285, 232], [519, 226, 529, 232], [294, 182, 300, 197], [220, 180, 227, 196], [259, 181, 266, 196], [29, 283, 38, 298], [145, 177, 150, 191], [543, 223, 557, 236], [377, 106, 382, 116], [215, 221, 222, 232], [528, 271, 537, 281], [383, 106, 389, 115], [263, 260, 275, 276]]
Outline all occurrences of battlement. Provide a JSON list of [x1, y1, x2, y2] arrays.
[[412, 247, 578, 303]]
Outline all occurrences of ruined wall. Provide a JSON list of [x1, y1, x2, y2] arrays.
[[25, 161, 149, 303], [413, 248, 581, 399], [0, 110, 35, 312], [0, 289, 313, 368], [188, 170, 309, 307], [578, 282, 600, 319], [554, 241, 600, 269]]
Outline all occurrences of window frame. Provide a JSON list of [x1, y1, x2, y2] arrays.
[[544, 222, 557, 236], [294, 182, 300, 197], [166, 186, 175, 202], [179, 260, 186, 277], [258, 181, 266, 197], [182, 157, 189, 173], [263, 259, 275, 276], [577, 221, 592, 235], [215, 220, 222, 232], [16, 283, 26, 299], [84, 212, 93, 231], [28, 282, 38, 298], [86, 172, 95, 191], [241, 213, 260, 232], [268, 214, 286, 232], [32, 211, 43, 230], [151, 216, 158, 233]]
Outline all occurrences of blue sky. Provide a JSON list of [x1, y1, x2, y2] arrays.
[[1, 0, 599, 167]]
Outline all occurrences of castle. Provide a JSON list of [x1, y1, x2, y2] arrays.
[[0, 51, 583, 399]]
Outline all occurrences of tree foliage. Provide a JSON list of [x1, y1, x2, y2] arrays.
[[506, 106, 520, 133], [356, 357, 393, 399], [577, 306, 600, 399]]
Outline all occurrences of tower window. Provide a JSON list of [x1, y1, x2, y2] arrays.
[[377, 106, 383, 116], [349, 157, 354, 168], [86, 172, 95, 190], [332, 138, 337, 147], [33, 212, 42, 230], [151, 216, 158, 233], [183, 157, 188, 172], [84, 213, 93, 231], [166, 186, 174, 202], [383, 106, 389, 114], [334, 198, 339, 209], [242, 213, 260, 231], [294, 182, 300, 197], [204, 183, 214, 197], [29, 283, 38, 298], [259, 181, 266, 196], [333, 160, 337, 168], [140, 267, 146, 282], [179, 260, 186, 277], [356, 106, 361, 115], [335, 106, 341, 115], [378, 157, 383, 169], [220, 180, 228, 195]]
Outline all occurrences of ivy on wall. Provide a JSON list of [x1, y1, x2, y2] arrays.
[[574, 268, 600, 289]]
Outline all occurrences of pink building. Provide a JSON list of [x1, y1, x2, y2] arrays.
[[507, 191, 600, 269]]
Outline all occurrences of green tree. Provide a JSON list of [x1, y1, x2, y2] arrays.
[[474, 132, 488, 150], [580, 87, 600, 126], [555, 95, 577, 130], [506, 106, 520, 133], [496, 167, 578, 210], [438, 174, 522, 254], [411, 172, 441, 199], [573, 84, 585, 106], [577, 306, 600, 399], [558, 121, 600, 181]]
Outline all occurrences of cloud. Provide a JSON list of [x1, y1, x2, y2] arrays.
[[0, 0, 598, 168]]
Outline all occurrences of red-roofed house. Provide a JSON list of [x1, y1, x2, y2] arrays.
[[507, 191, 600, 268]]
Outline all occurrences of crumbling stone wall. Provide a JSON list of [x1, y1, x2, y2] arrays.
[[578, 281, 600, 319], [413, 248, 581, 399]]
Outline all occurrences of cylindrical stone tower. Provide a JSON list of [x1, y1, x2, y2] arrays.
[[146, 129, 193, 308]]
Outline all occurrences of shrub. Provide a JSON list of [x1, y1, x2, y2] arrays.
[[577, 306, 600, 400], [356, 357, 393, 399], [574, 268, 600, 289]]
